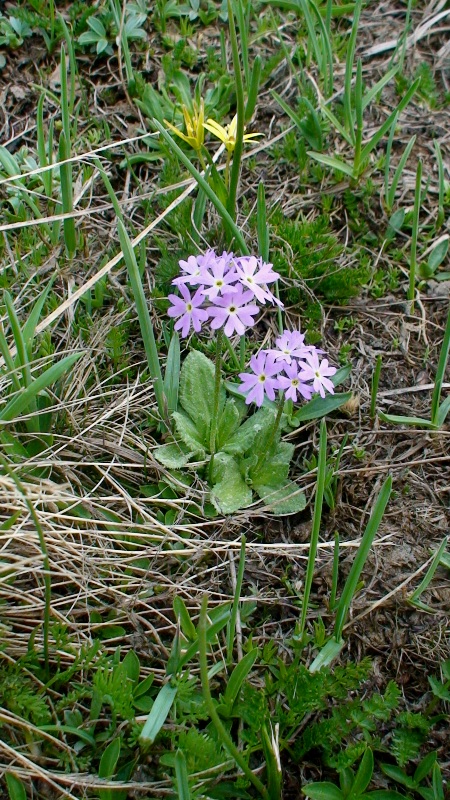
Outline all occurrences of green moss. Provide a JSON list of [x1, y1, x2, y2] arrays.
[[271, 211, 370, 303]]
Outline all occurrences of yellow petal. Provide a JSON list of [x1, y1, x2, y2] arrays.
[[203, 119, 228, 144], [227, 115, 238, 138], [243, 132, 264, 142]]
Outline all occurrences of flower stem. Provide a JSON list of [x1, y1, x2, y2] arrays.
[[198, 595, 270, 800], [208, 328, 224, 482], [254, 396, 285, 477]]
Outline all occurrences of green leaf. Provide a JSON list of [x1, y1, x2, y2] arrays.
[[173, 596, 197, 641], [378, 411, 434, 428], [153, 442, 194, 469], [5, 774, 26, 800], [122, 650, 140, 685], [0, 352, 82, 422], [303, 782, 344, 800], [218, 648, 259, 716], [99, 737, 122, 799], [223, 406, 276, 456], [427, 238, 448, 275], [307, 152, 355, 178], [360, 79, 420, 163], [217, 398, 242, 450], [432, 763, 444, 800], [118, 220, 165, 421], [211, 453, 253, 515], [163, 331, 180, 416], [251, 440, 293, 486], [437, 395, 450, 428], [414, 751, 437, 783], [261, 723, 282, 800], [291, 392, 352, 425], [352, 748, 374, 796], [254, 480, 306, 514], [309, 638, 345, 673], [272, 90, 323, 150], [332, 366, 351, 387], [22, 280, 54, 346], [172, 410, 206, 454], [428, 676, 450, 702], [179, 350, 223, 446], [380, 764, 415, 788], [367, 793, 409, 800], [387, 208, 405, 236], [178, 603, 232, 669], [174, 749, 192, 800], [334, 476, 392, 640], [139, 682, 177, 745]]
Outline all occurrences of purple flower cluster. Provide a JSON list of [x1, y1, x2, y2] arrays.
[[238, 330, 337, 407], [167, 249, 281, 338]]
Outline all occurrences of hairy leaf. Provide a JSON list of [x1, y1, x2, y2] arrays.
[[179, 350, 225, 445], [211, 452, 252, 514]]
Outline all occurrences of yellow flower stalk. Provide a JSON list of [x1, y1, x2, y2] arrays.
[[203, 114, 263, 153], [164, 100, 205, 152]]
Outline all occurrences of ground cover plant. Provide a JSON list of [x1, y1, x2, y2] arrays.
[[0, 0, 449, 798]]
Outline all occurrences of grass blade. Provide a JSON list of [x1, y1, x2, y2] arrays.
[[360, 79, 419, 164], [387, 134, 416, 212], [334, 475, 392, 640], [430, 304, 450, 426], [299, 418, 327, 639], [139, 682, 178, 745], [117, 219, 166, 423], [0, 352, 82, 423], [343, 0, 363, 140], [58, 132, 76, 258], [227, 0, 245, 222], [409, 537, 448, 612], [174, 749, 192, 800]]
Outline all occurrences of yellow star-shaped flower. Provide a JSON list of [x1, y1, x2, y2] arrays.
[[203, 115, 263, 153], [164, 100, 205, 152]]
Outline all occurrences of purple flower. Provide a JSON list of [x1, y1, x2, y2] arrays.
[[235, 255, 283, 306], [208, 288, 259, 336], [167, 283, 208, 338], [297, 351, 337, 398], [200, 253, 239, 300], [277, 361, 313, 402], [267, 330, 311, 363], [173, 254, 206, 287], [238, 351, 283, 406]]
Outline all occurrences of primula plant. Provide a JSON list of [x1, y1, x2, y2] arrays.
[[155, 249, 337, 515]]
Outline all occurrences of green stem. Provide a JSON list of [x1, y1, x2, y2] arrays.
[[254, 396, 285, 477], [224, 150, 232, 191], [370, 354, 382, 419], [227, 0, 245, 221], [0, 453, 51, 677], [208, 329, 224, 482], [198, 595, 270, 800], [226, 534, 246, 662]]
